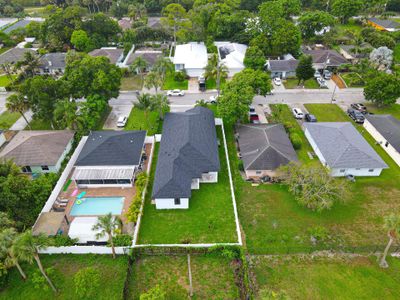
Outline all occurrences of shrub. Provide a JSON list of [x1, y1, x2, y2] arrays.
[[307, 226, 329, 242], [140, 285, 166, 300], [50, 235, 78, 246], [238, 160, 244, 171], [74, 267, 100, 299], [126, 172, 148, 224], [31, 268, 56, 291], [112, 234, 133, 246], [289, 133, 302, 150], [173, 70, 186, 82]]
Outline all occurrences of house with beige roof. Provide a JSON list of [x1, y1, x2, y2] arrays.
[[0, 130, 74, 174]]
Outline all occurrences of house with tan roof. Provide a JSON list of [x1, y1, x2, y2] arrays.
[[0, 130, 74, 174]]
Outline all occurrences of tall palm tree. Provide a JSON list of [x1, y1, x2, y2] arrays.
[[53, 99, 80, 130], [152, 56, 174, 83], [204, 53, 228, 95], [135, 93, 153, 129], [17, 52, 39, 78], [130, 56, 148, 85], [0, 228, 27, 280], [151, 93, 169, 120], [380, 214, 400, 268], [92, 213, 121, 259], [6, 94, 31, 129], [12, 230, 56, 292], [128, 3, 147, 21], [144, 71, 163, 94]]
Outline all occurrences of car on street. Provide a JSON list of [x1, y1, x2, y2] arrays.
[[305, 113, 317, 122], [323, 70, 332, 80], [167, 89, 185, 96], [292, 108, 304, 119], [351, 103, 367, 114], [347, 108, 365, 123], [273, 77, 282, 86], [117, 116, 127, 128]]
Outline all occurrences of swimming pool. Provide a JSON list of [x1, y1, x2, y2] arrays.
[[70, 197, 125, 216]]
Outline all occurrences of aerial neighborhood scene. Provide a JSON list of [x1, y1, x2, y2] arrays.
[[0, 0, 400, 298]]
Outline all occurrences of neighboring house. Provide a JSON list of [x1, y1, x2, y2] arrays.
[[0, 47, 36, 66], [118, 18, 132, 31], [266, 54, 299, 79], [0, 130, 6, 148], [303, 49, 347, 70], [339, 44, 373, 63], [3, 19, 34, 34], [364, 114, 400, 167], [214, 42, 247, 77], [0, 130, 74, 174], [124, 48, 163, 71], [172, 42, 208, 77], [37, 52, 67, 75], [73, 130, 146, 188], [148, 17, 162, 29], [304, 122, 388, 177], [368, 18, 400, 32], [89, 48, 124, 66], [236, 123, 298, 179], [152, 107, 220, 209]]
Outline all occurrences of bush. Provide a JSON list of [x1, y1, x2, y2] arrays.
[[289, 133, 302, 150], [140, 285, 166, 300], [173, 71, 187, 82], [31, 268, 56, 291], [49, 235, 78, 246], [74, 267, 100, 299], [126, 172, 148, 224], [112, 234, 133, 246], [238, 160, 244, 171], [307, 226, 329, 242]]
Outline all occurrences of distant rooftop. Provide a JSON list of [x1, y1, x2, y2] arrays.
[[368, 17, 400, 29], [365, 114, 400, 152]]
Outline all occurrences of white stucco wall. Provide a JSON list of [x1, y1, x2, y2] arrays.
[[0, 133, 6, 148], [200, 172, 218, 183], [155, 198, 189, 209], [364, 119, 400, 167], [184, 68, 204, 77], [191, 178, 200, 189]]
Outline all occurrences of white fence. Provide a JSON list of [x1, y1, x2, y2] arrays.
[[39, 246, 128, 255]]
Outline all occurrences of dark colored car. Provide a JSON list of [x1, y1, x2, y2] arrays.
[[305, 113, 317, 122], [347, 108, 365, 123], [351, 103, 367, 114]]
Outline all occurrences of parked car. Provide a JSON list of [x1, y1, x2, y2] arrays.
[[317, 77, 327, 88], [347, 108, 365, 123], [250, 114, 260, 124], [323, 70, 332, 80], [249, 106, 256, 114], [314, 70, 321, 78], [167, 89, 185, 96], [292, 108, 304, 119], [208, 95, 219, 104], [351, 103, 367, 114], [273, 77, 282, 86], [117, 116, 127, 128], [305, 113, 317, 122]]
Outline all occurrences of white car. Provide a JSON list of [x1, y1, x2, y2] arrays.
[[292, 108, 304, 119], [314, 70, 321, 78], [117, 116, 127, 128], [273, 77, 282, 86], [208, 95, 219, 104], [167, 89, 185, 96]]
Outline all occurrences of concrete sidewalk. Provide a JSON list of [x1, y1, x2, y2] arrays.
[[10, 110, 33, 130]]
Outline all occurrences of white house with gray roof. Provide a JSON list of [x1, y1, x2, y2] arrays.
[[37, 52, 67, 75], [152, 107, 220, 209], [73, 130, 146, 188], [304, 122, 388, 177], [364, 114, 400, 167]]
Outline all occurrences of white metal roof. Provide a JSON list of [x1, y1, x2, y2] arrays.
[[68, 217, 109, 243], [173, 42, 208, 69], [215, 42, 248, 69], [72, 166, 135, 180]]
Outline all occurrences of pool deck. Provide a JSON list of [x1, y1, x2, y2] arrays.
[[52, 143, 152, 235]]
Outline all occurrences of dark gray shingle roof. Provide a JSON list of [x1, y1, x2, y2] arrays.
[[76, 131, 146, 166], [236, 124, 298, 171], [268, 59, 299, 72], [152, 107, 220, 199], [38, 53, 66, 69], [126, 50, 162, 66], [3, 20, 32, 34], [304, 122, 388, 169], [88, 48, 124, 65], [368, 18, 400, 29], [0, 48, 36, 65], [366, 114, 400, 152], [303, 49, 347, 66]]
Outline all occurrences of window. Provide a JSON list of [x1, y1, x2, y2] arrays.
[[76, 179, 90, 184], [21, 166, 32, 173], [104, 179, 118, 184], [89, 179, 103, 184], [340, 169, 345, 173], [41, 165, 49, 171], [117, 179, 131, 184], [356, 168, 361, 170], [368, 169, 374, 172], [256, 171, 262, 175], [174, 198, 181, 205], [385, 142, 389, 147]]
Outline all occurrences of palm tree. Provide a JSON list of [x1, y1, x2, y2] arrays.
[[0, 228, 27, 280], [53, 99, 80, 130], [130, 56, 148, 85], [92, 213, 121, 259], [380, 214, 400, 268], [6, 94, 31, 129], [144, 71, 163, 94], [204, 53, 228, 95], [128, 3, 147, 21], [17, 52, 39, 78], [12, 230, 57, 292], [152, 57, 174, 83], [135, 93, 153, 129], [151, 93, 169, 120]]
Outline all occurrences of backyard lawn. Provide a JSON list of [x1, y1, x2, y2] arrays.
[[0, 255, 128, 300], [364, 103, 400, 120], [251, 255, 400, 300], [163, 72, 188, 90], [128, 254, 240, 299], [0, 74, 16, 86], [0, 111, 20, 129], [340, 72, 364, 87], [28, 118, 53, 130], [283, 78, 320, 89], [394, 43, 400, 64], [120, 75, 143, 91], [125, 107, 161, 135], [138, 127, 237, 244]]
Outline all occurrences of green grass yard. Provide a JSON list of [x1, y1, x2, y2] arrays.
[[251, 255, 400, 300], [340, 72, 365, 87], [128, 255, 240, 299], [162, 72, 188, 90], [364, 103, 400, 120], [0, 111, 20, 129], [28, 118, 53, 130], [120, 75, 143, 91], [0, 255, 128, 300], [138, 127, 237, 244], [125, 107, 160, 135], [0, 74, 16, 86], [283, 78, 320, 89], [394, 43, 400, 64]]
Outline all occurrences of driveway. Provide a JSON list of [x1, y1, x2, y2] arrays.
[[104, 104, 133, 130]]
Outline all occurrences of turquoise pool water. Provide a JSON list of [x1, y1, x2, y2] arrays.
[[70, 197, 125, 216]]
